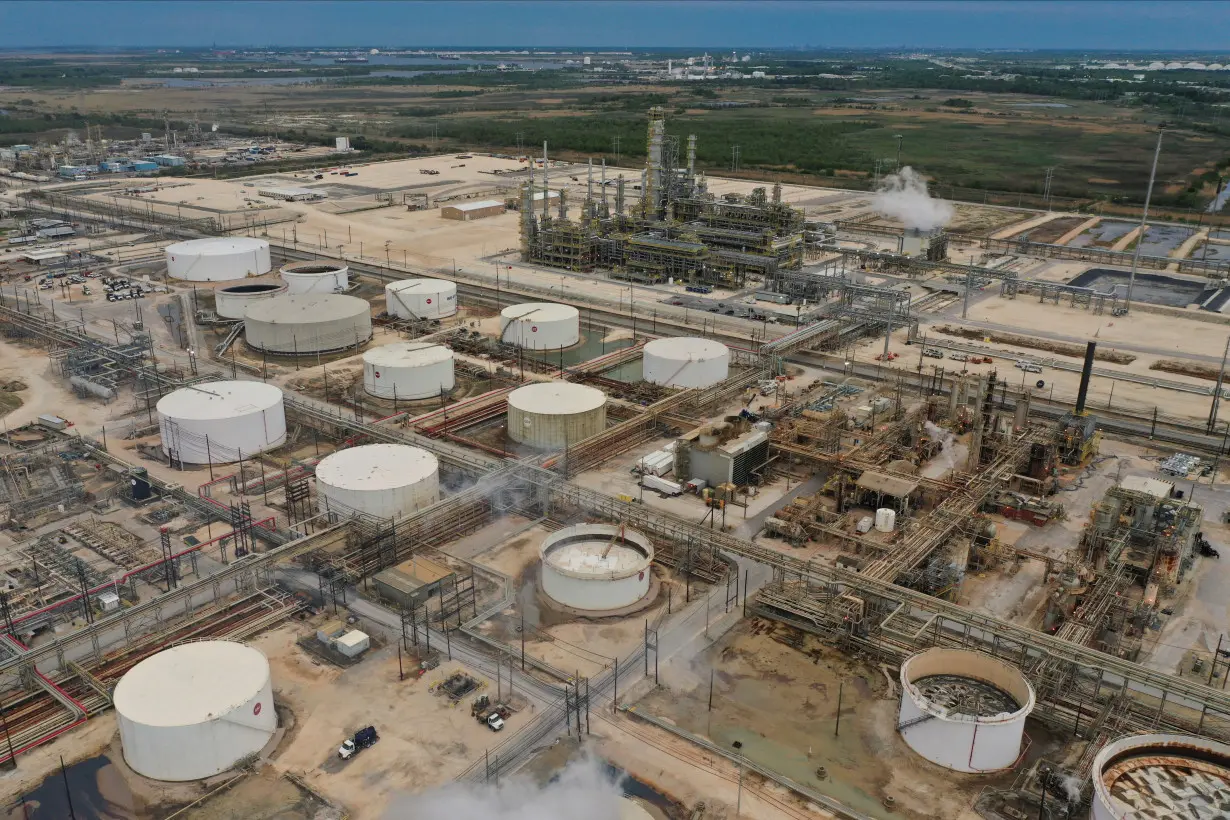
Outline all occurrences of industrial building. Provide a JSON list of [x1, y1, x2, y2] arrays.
[[440, 199, 506, 221], [114, 641, 276, 782], [157, 381, 287, 464], [674, 419, 770, 490], [372, 555, 457, 609], [166, 237, 272, 282], [258, 186, 327, 202], [519, 107, 811, 288], [315, 443, 440, 521], [243, 293, 373, 354]]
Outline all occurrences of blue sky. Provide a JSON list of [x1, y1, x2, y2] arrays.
[[0, 1, 1227, 51]]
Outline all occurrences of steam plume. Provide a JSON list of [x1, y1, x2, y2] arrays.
[[384, 756, 627, 820], [873, 167, 953, 231]]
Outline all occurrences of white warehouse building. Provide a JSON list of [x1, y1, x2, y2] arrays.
[[499, 303, 579, 350], [385, 278, 458, 320], [115, 641, 277, 781], [315, 443, 439, 520], [157, 381, 286, 464], [363, 342, 455, 400], [507, 382, 606, 450], [642, 337, 729, 388], [165, 237, 271, 282]]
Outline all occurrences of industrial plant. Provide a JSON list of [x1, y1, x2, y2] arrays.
[[0, 100, 1228, 820]]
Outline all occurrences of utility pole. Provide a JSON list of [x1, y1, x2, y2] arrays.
[[1125, 126, 1166, 314], [894, 134, 904, 171], [1210, 334, 1230, 434], [1043, 167, 1055, 211]]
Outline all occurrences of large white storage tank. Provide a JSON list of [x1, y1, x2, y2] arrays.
[[363, 342, 454, 400], [507, 383, 606, 449], [898, 648, 1035, 773], [114, 641, 276, 781], [642, 337, 729, 388], [214, 282, 287, 320], [386, 279, 458, 320], [279, 261, 349, 294], [244, 294, 372, 354], [157, 381, 286, 464], [315, 443, 439, 520], [499, 303, 579, 350], [1091, 733, 1230, 820], [540, 524, 654, 613], [165, 237, 271, 282]]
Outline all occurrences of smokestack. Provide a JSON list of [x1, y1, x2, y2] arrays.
[[1075, 341, 1096, 416]]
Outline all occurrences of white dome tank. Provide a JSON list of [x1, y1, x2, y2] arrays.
[[315, 443, 439, 520], [386, 279, 458, 320], [165, 237, 271, 282], [500, 303, 579, 350], [157, 381, 286, 464], [1091, 733, 1230, 820], [279, 261, 349, 294], [540, 524, 654, 612], [507, 382, 606, 449], [115, 641, 276, 782], [642, 337, 729, 388], [244, 294, 372, 354], [214, 282, 287, 320], [898, 648, 1035, 773], [363, 342, 455, 400]]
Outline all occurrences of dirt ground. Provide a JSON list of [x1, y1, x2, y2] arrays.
[[632, 618, 1069, 820]]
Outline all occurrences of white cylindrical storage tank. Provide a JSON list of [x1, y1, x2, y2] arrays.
[[1091, 733, 1230, 820], [363, 342, 455, 400], [114, 641, 276, 782], [244, 294, 372, 354], [642, 337, 729, 388], [898, 648, 1035, 773], [499, 303, 579, 350], [386, 278, 458, 320], [165, 237, 271, 282], [214, 282, 287, 320], [315, 443, 439, 520], [507, 383, 606, 450], [157, 381, 286, 464], [875, 508, 896, 533], [279, 261, 349, 294], [540, 524, 654, 612]]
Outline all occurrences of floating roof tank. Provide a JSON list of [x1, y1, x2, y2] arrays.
[[165, 237, 271, 282], [244, 294, 372, 354], [540, 524, 654, 613], [157, 380, 286, 464], [507, 382, 606, 449], [898, 648, 1035, 772], [114, 641, 276, 781], [363, 342, 454, 400], [214, 282, 287, 320], [279, 261, 349, 294], [642, 337, 729, 388], [1091, 733, 1230, 819], [499, 302, 579, 350], [386, 278, 458, 320], [315, 443, 439, 520]]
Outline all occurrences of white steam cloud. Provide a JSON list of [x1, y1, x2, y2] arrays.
[[873, 167, 953, 231], [384, 756, 627, 820]]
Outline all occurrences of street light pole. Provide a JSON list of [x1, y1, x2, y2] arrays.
[[1125, 127, 1166, 314]]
